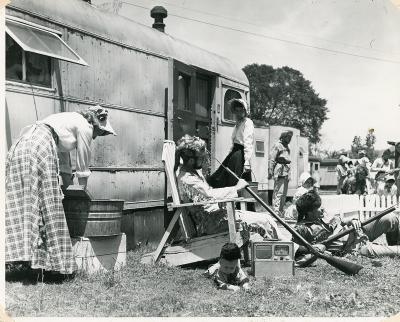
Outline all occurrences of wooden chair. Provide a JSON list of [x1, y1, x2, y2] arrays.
[[142, 140, 250, 266]]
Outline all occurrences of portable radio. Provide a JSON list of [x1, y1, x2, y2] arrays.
[[251, 241, 295, 277]]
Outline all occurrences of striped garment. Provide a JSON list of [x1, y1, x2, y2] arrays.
[[5, 124, 77, 274]]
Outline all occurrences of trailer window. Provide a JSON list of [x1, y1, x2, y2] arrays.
[[6, 34, 23, 82], [255, 140, 265, 157], [6, 18, 87, 87], [6, 34, 51, 87], [177, 74, 191, 111], [223, 89, 242, 121], [6, 19, 87, 65], [195, 77, 209, 118]]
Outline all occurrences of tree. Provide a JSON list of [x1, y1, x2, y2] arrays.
[[351, 135, 363, 158], [309, 143, 347, 159], [350, 129, 378, 161], [243, 64, 329, 143]]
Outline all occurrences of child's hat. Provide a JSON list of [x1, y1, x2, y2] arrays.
[[298, 172, 315, 187], [385, 175, 395, 183]]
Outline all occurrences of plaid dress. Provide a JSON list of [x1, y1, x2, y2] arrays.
[[5, 124, 77, 274]]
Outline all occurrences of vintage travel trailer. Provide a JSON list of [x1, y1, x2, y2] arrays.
[[5, 0, 309, 250]]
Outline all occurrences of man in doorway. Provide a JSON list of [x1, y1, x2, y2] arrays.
[[268, 130, 293, 216]]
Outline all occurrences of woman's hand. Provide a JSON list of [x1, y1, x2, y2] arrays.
[[235, 179, 249, 191], [60, 172, 74, 191], [78, 176, 88, 189]]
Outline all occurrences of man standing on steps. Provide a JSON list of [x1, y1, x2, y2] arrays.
[[268, 130, 293, 217]]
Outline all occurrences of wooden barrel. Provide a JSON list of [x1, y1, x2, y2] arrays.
[[63, 199, 124, 237]]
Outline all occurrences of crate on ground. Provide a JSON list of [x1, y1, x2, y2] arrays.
[[72, 233, 126, 275]]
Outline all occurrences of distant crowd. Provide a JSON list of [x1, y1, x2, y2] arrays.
[[336, 149, 398, 197]]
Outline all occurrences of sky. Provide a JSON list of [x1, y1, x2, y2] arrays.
[[95, 0, 400, 151]]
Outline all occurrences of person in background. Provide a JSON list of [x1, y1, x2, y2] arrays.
[[346, 160, 356, 176], [395, 142, 400, 197], [204, 242, 250, 291], [357, 150, 371, 168], [373, 170, 387, 194], [376, 175, 398, 197], [268, 130, 293, 216], [356, 150, 373, 193], [208, 98, 254, 188], [341, 164, 369, 195], [371, 149, 394, 174], [5, 105, 116, 275], [336, 155, 350, 194], [370, 149, 394, 191], [284, 172, 316, 220]]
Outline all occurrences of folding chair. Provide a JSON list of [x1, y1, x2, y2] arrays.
[[142, 140, 249, 266]]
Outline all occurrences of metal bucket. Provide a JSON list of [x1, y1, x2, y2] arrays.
[[238, 182, 258, 212], [63, 199, 125, 237], [239, 182, 258, 199]]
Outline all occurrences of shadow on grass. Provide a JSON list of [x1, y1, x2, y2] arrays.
[[181, 258, 252, 271], [6, 263, 75, 285]]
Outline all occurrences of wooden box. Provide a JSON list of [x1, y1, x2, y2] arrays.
[[72, 233, 126, 275]]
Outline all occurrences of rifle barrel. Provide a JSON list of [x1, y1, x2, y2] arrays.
[[321, 205, 397, 246]]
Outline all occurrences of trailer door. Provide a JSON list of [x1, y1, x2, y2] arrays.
[[173, 61, 196, 142], [194, 73, 213, 150], [173, 61, 213, 152]]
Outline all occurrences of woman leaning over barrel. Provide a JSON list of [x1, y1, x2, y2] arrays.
[[5, 105, 116, 274]]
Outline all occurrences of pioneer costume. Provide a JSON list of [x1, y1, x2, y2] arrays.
[[176, 135, 284, 240], [5, 106, 116, 274], [208, 99, 254, 188], [269, 130, 293, 214]]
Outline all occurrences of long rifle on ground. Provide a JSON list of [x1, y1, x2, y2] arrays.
[[214, 158, 364, 275], [297, 204, 398, 267]]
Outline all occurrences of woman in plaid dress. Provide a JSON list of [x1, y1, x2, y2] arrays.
[[5, 106, 116, 274]]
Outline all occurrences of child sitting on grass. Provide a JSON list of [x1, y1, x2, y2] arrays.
[[204, 242, 250, 291], [284, 172, 316, 220]]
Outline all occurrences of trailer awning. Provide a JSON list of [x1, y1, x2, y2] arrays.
[[5, 19, 88, 66]]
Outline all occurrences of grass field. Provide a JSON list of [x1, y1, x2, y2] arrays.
[[5, 248, 400, 318]]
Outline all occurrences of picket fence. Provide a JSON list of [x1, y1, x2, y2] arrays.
[[358, 194, 399, 221], [320, 194, 399, 222]]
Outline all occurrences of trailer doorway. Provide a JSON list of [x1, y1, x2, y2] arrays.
[[172, 61, 214, 153]]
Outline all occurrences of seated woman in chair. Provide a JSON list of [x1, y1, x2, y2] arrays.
[[175, 134, 286, 241]]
